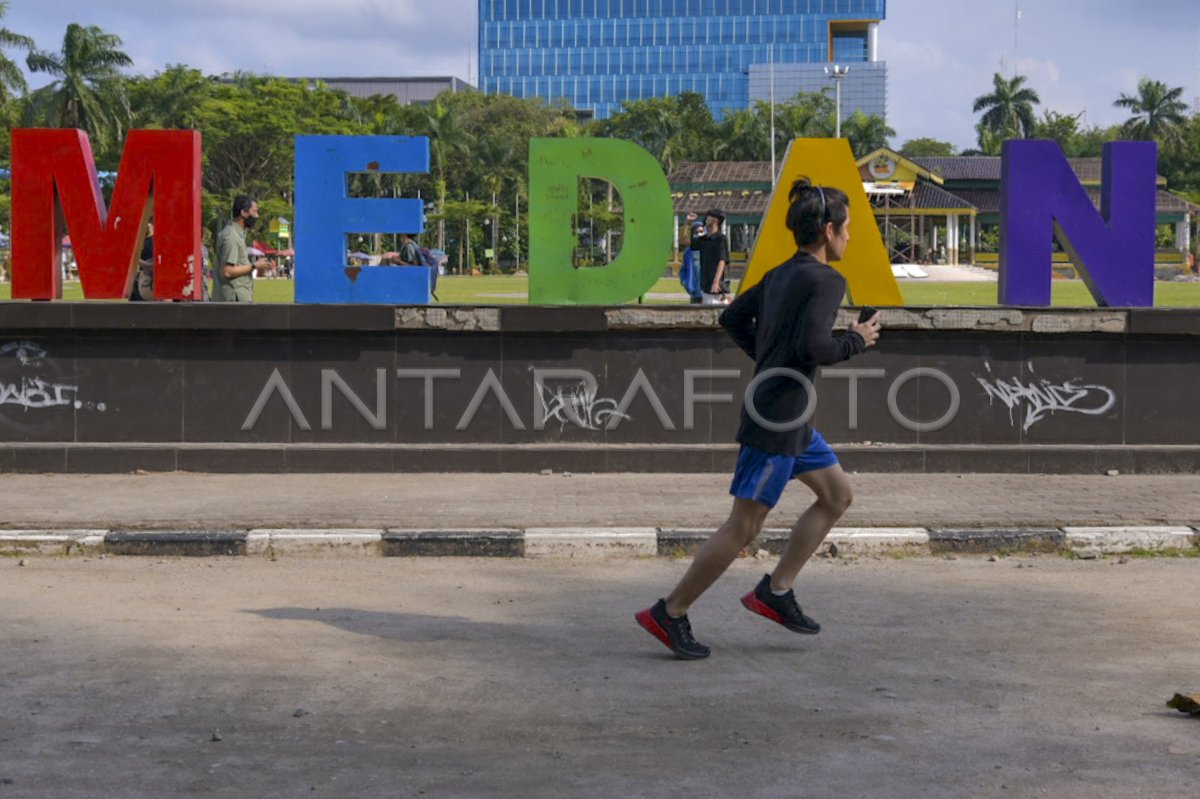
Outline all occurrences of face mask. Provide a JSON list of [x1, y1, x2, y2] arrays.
[[243, 215, 256, 231]]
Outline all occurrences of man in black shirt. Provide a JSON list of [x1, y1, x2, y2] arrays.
[[682, 208, 731, 304], [637, 179, 882, 659]]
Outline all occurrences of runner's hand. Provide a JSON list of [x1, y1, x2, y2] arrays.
[[850, 313, 882, 348]]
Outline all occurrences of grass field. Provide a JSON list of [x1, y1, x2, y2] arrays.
[[3, 275, 1200, 307]]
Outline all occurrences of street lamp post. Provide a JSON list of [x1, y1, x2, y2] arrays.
[[825, 64, 850, 139]]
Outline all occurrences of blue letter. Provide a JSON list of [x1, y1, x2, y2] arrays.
[[295, 136, 431, 304]]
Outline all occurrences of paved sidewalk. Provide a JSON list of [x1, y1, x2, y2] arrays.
[[1, 472, 1196, 529]]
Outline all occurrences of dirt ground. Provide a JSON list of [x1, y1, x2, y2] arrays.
[[1, 555, 1198, 798]]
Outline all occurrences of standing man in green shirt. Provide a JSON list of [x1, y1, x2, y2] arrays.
[[213, 195, 268, 302]]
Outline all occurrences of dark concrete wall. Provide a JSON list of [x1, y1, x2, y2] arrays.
[[1, 304, 1197, 474]]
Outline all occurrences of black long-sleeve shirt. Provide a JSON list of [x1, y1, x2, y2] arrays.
[[688, 231, 730, 295], [719, 251, 867, 456]]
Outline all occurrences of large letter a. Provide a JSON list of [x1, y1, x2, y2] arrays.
[[741, 139, 901, 305]]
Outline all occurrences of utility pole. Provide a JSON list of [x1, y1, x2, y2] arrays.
[[769, 42, 777, 185], [1195, 22, 1200, 115], [1014, 2, 1022, 77], [825, 65, 850, 139]]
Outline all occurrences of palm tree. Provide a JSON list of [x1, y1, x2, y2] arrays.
[[1114, 78, 1189, 144], [0, 1, 34, 105], [841, 111, 896, 158], [415, 98, 474, 249], [968, 123, 1006, 157], [594, 96, 684, 173], [769, 92, 836, 156], [475, 135, 517, 269], [25, 23, 133, 151], [973, 73, 1040, 141], [715, 108, 770, 161]]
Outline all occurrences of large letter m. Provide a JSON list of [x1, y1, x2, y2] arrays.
[[11, 129, 202, 300]]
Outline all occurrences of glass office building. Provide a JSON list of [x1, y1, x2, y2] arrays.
[[478, 0, 887, 121]]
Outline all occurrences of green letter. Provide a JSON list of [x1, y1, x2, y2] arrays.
[[528, 139, 673, 305]]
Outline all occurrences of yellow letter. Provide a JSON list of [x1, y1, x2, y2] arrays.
[[741, 139, 902, 305]]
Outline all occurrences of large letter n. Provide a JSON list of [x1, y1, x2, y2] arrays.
[[1000, 140, 1157, 307]]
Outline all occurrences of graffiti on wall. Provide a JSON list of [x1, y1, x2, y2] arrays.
[[0, 342, 107, 417], [538, 380, 630, 431], [975, 363, 1117, 432]]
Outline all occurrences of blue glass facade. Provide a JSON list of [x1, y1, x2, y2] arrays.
[[478, 0, 887, 120], [749, 62, 886, 121]]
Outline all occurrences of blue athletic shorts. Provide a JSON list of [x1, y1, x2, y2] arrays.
[[729, 431, 840, 509]]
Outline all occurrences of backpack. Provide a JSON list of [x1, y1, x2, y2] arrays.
[[679, 248, 701, 299], [418, 247, 440, 299]]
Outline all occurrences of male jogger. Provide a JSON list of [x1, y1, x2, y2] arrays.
[[637, 178, 882, 659]]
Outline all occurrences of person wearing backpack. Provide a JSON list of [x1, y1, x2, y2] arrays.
[[679, 221, 704, 304], [397, 233, 421, 266], [417, 245, 441, 300]]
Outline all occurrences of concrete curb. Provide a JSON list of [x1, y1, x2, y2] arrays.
[[2, 526, 1197, 559]]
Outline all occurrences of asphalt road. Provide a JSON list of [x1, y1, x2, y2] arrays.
[[2, 556, 1198, 798]]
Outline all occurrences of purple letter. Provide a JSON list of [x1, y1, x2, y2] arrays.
[[1000, 140, 1157, 307]]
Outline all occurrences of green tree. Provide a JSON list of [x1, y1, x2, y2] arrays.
[[475, 134, 518, 266], [1069, 123, 1122, 158], [899, 138, 957, 158], [1030, 110, 1084, 154], [0, 1, 33, 232], [963, 123, 1006, 156], [433, 196, 490, 272], [841, 110, 896, 158], [0, 1, 33, 106], [769, 90, 835, 153], [672, 92, 720, 163], [189, 75, 364, 239], [413, 97, 474, 249], [1160, 114, 1200, 194], [713, 91, 837, 162], [593, 92, 716, 173], [1114, 77, 1190, 144], [127, 65, 213, 129], [973, 73, 1040, 142], [433, 91, 579, 263], [24, 23, 134, 154], [714, 107, 770, 161]]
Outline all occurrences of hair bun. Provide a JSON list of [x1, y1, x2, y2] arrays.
[[788, 177, 814, 203]]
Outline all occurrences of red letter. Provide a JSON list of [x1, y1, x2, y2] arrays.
[[11, 129, 202, 300]]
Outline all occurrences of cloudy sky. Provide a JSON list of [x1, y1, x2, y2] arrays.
[[8, 0, 1200, 150]]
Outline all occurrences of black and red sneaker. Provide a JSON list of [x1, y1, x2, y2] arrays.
[[635, 599, 711, 660], [741, 574, 821, 634]]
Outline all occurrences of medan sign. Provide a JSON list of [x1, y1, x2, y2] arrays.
[[7, 129, 1158, 307]]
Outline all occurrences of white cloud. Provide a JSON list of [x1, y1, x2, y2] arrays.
[[1016, 57, 1061, 87], [878, 37, 955, 75], [1110, 68, 1142, 95]]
